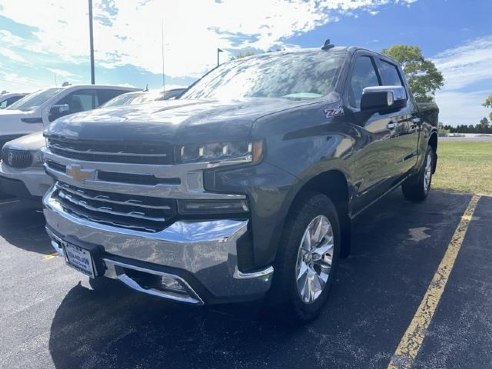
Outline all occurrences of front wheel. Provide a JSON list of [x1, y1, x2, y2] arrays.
[[402, 146, 434, 201], [267, 192, 340, 322]]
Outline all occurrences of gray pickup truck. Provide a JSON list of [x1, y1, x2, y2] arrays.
[[43, 44, 438, 321]]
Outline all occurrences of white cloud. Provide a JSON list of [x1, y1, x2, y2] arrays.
[[46, 67, 76, 78], [432, 35, 492, 125], [0, 47, 28, 63], [433, 35, 492, 91], [435, 90, 490, 125], [0, 69, 43, 92], [0, 0, 417, 79]]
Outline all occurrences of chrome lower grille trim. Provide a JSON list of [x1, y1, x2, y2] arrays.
[[103, 258, 204, 305]]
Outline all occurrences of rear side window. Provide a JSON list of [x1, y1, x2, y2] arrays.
[[97, 89, 131, 106], [379, 60, 403, 86], [349, 56, 380, 109]]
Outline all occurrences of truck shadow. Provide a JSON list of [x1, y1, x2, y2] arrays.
[[48, 190, 472, 369], [0, 199, 52, 254]]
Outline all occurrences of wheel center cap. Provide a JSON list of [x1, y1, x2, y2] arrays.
[[303, 253, 312, 263]]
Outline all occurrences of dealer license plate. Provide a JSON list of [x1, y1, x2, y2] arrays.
[[63, 243, 96, 278]]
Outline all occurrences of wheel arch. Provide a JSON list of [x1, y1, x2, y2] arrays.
[[286, 169, 352, 258], [428, 130, 438, 173]]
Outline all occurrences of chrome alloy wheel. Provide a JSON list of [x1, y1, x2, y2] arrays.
[[423, 151, 433, 193], [295, 215, 334, 304]]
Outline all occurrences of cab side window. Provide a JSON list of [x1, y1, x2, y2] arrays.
[[379, 60, 403, 86], [349, 56, 380, 109], [50, 89, 98, 122], [97, 89, 128, 106]]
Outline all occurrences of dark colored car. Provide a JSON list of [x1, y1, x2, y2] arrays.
[[43, 45, 438, 321]]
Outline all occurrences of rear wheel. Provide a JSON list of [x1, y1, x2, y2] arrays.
[[267, 192, 340, 322], [402, 146, 434, 202]]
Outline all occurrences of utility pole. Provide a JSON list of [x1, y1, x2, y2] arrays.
[[88, 0, 95, 84], [161, 18, 166, 91]]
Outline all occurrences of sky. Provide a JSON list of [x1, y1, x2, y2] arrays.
[[0, 0, 490, 125]]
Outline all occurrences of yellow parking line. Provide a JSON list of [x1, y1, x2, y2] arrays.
[[387, 194, 481, 369], [42, 252, 59, 261]]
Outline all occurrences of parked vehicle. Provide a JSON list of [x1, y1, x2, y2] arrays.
[[43, 45, 438, 321], [102, 88, 187, 108], [0, 85, 138, 198], [0, 92, 28, 109], [0, 85, 137, 149]]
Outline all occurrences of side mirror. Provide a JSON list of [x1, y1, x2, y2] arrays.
[[360, 86, 407, 113], [50, 104, 70, 115]]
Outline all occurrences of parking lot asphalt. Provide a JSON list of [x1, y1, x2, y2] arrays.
[[0, 190, 490, 369]]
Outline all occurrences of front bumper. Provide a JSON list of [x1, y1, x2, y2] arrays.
[[44, 186, 274, 304], [0, 162, 53, 198]]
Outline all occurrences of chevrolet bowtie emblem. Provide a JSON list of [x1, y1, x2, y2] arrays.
[[66, 164, 94, 182]]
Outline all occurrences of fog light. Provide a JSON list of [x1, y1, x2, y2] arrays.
[[161, 275, 186, 293]]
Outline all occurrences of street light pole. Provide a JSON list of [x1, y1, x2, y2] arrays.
[[88, 0, 95, 84]]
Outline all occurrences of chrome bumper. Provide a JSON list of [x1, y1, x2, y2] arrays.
[[44, 186, 273, 304]]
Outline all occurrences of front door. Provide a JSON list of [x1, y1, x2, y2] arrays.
[[345, 53, 401, 213]]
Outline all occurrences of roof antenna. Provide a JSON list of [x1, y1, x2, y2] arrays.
[[321, 39, 334, 51]]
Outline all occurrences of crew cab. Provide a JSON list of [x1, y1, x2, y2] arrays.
[[0, 92, 28, 109], [0, 85, 137, 198], [43, 45, 438, 321]]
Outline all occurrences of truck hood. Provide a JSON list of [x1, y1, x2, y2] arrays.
[[46, 98, 311, 144], [3, 131, 45, 151], [0, 109, 36, 120]]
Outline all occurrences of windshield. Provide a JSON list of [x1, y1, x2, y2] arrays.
[[102, 92, 159, 107], [7, 88, 62, 112], [182, 51, 345, 100]]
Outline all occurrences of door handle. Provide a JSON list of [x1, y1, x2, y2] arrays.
[[411, 117, 421, 129], [387, 122, 396, 130]]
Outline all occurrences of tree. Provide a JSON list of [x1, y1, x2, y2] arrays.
[[382, 45, 444, 102], [478, 117, 490, 133], [483, 94, 492, 121]]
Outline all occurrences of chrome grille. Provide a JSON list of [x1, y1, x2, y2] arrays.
[[47, 137, 173, 164], [54, 182, 177, 232], [1, 148, 33, 168]]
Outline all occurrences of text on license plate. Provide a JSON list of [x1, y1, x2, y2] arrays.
[[64, 243, 95, 278]]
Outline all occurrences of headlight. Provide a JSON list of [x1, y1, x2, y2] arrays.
[[179, 141, 263, 164], [32, 151, 44, 167], [178, 199, 249, 215]]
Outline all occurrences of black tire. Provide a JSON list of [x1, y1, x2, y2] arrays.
[[266, 192, 341, 322], [402, 146, 435, 202]]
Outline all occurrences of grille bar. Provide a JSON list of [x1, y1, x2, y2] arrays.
[[58, 183, 172, 210], [47, 138, 173, 165], [54, 182, 176, 232], [1, 148, 33, 168]]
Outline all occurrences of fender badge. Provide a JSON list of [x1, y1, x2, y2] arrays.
[[324, 105, 344, 118]]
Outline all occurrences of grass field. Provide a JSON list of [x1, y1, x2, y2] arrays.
[[433, 141, 492, 195]]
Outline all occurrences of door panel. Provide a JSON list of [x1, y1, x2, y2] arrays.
[[345, 54, 401, 213]]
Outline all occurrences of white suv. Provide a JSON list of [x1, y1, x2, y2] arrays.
[[0, 85, 138, 198]]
